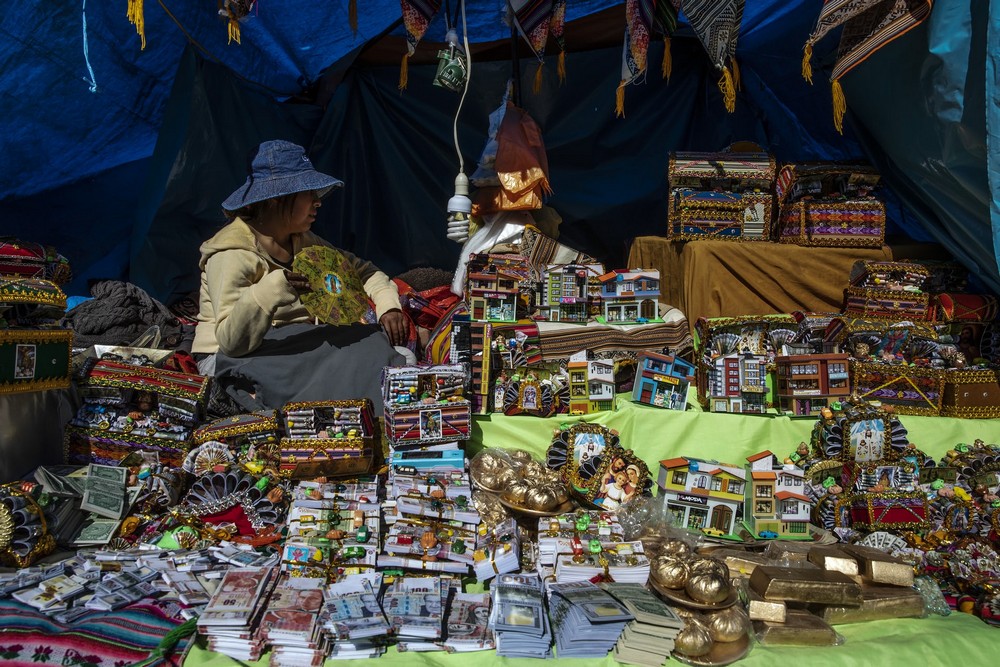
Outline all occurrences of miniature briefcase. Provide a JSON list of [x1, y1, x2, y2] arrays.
[[775, 163, 885, 248], [667, 151, 776, 241], [382, 364, 472, 446], [279, 399, 378, 478], [939, 368, 1000, 419]]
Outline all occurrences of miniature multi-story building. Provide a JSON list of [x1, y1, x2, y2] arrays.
[[744, 451, 812, 538], [597, 269, 660, 324], [566, 353, 615, 414], [465, 254, 532, 323], [631, 351, 696, 410], [705, 352, 768, 414], [539, 263, 605, 323], [774, 353, 851, 416], [657, 457, 746, 534]]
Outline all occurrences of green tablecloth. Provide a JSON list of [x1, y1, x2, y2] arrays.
[[186, 394, 1000, 666]]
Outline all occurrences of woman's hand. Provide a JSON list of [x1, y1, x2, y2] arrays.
[[379, 309, 407, 346], [283, 271, 312, 295]]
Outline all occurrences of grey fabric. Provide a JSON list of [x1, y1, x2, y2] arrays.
[[212, 322, 404, 415], [61, 280, 183, 348]]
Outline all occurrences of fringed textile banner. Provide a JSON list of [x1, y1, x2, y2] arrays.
[[681, 0, 745, 112], [802, 0, 934, 133], [399, 0, 442, 89], [510, 0, 555, 93]]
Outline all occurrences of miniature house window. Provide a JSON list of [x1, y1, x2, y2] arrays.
[[728, 481, 743, 495], [781, 500, 798, 514], [710, 477, 722, 491], [788, 522, 807, 534], [672, 471, 687, 486], [756, 484, 772, 497], [695, 475, 707, 489], [687, 509, 707, 529], [755, 500, 772, 513]]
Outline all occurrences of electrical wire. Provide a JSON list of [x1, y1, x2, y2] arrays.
[[453, 0, 471, 173]]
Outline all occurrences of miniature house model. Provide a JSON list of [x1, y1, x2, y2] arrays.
[[657, 457, 746, 534], [566, 353, 615, 414], [744, 451, 812, 538], [632, 351, 696, 410], [597, 269, 660, 324], [539, 263, 605, 322], [705, 352, 768, 414], [774, 353, 851, 416]]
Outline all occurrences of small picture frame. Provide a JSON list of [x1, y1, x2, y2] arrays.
[[14, 344, 36, 379], [846, 415, 888, 463], [419, 409, 443, 440], [546, 422, 619, 477], [565, 444, 652, 509]]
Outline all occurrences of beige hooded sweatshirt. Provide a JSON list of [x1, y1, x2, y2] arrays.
[[191, 218, 400, 357]]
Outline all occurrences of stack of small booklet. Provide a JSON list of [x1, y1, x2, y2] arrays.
[[600, 582, 685, 666], [318, 573, 390, 660], [196, 566, 277, 662]]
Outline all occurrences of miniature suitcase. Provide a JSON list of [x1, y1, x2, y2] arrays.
[[842, 286, 933, 322], [939, 369, 1000, 419], [775, 164, 885, 247], [382, 364, 472, 446], [667, 151, 776, 241], [0, 238, 72, 285], [849, 360, 944, 416], [192, 410, 283, 459], [279, 399, 378, 478]]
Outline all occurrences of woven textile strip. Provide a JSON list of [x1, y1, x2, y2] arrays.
[[536, 309, 693, 361], [0, 600, 189, 667], [832, 0, 933, 79], [681, 0, 744, 111], [398, 0, 441, 88], [617, 0, 681, 116]]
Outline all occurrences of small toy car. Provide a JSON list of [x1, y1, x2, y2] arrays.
[[758, 530, 779, 540], [701, 527, 726, 537]]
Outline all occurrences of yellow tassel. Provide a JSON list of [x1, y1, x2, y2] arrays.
[[832, 78, 847, 134], [227, 16, 241, 45], [662, 36, 672, 81], [718, 66, 736, 113], [349, 0, 358, 34], [802, 42, 814, 84], [533, 61, 544, 94], [615, 82, 626, 118], [557, 50, 566, 84], [398, 53, 409, 91], [127, 0, 146, 50], [731, 56, 741, 91]]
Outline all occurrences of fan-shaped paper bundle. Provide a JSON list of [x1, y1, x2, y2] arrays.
[[292, 246, 370, 326]]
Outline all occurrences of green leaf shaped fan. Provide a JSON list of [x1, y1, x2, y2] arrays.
[[292, 245, 370, 326]]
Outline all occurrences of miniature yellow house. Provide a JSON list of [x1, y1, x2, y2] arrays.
[[657, 457, 746, 534], [744, 451, 812, 539], [566, 352, 615, 414]]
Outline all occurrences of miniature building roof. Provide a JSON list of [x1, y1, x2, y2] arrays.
[[660, 457, 689, 469], [746, 451, 775, 463], [659, 457, 746, 480], [774, 490, 811, 502], [751, 471, 777, 480], [639, 350, 675, 363], [598, 270, 659, 283]]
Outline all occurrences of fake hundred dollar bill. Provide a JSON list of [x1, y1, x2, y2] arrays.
[[80, 464, 127, 519]]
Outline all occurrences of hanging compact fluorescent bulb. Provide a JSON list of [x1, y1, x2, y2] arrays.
[[445, 0, 473, 244]]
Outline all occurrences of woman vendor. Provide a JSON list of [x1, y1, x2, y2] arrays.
[[191, 140, 408, 413]]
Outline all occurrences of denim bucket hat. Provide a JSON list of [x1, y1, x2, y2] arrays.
[[222, 140, 344, 211]]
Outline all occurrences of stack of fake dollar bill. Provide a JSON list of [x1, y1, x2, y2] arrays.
[[600, 582, 684, 666], [546, 581, 634, 658], [491, 573, 552, 659]]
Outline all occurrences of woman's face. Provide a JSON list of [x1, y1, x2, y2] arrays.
[[288, 190, 321, 233]]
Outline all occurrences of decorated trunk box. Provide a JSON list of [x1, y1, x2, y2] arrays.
[[939, 369, 1000, 419], [0, 277, 72, 394], [667, 151, 776, 241], [279, 399, 378, 478], [824, 316, 939, 360], [842, 287, 933, 322], [842, 492, 928, 532], [849, 361, 944, 416], [192, 411, 283, 458], [65, 360, 209, 466], [775, 163, 885, 247], [382, 364, 471, 446], [0, 238, 72, 284]]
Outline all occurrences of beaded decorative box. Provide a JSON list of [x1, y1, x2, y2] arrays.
[[192, 411, 283, 457], [0, 237, 72, 284], [382, 364, 471, 446], [667, 151, 776, 241], [775, 164, 885, 248], [279, 399, 378, 478], [939, 369, 1000, 419], [849, 361, 944, 416]]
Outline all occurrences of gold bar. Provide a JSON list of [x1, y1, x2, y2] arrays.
[[763, 541, 815, 566], [713, 548, 772, 577], [754, 610, 840, 646], [840, 544, 915, 587], [807, 546, 859, 576], [811, 585, 925, 624], [749, 566, 863, 606], [748, 589, 786, 623]]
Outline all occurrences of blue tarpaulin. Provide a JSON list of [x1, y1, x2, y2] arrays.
[[0, 0, 996, 300]]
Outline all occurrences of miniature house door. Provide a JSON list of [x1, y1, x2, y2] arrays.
[[710, 505, 732, 532], [641, 299, 656, 319]]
